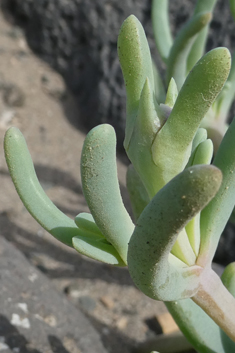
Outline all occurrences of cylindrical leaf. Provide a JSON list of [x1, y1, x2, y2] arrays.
[[81, 124, 134, 264], [4, 127, 79, 247], [126, 165, 149, 221], [199, 117, 235, 266], [152, 48, 231, 193], [187, 0, 217, 71], [127, 78, 163, 198], [152, 0, 173, 63], [118, 15, 155, 149], [166, 12, 212, 88]]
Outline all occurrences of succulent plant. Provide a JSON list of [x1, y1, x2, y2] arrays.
[[4, 4, 235, 353]]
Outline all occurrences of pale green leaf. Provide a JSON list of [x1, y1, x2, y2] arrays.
[[151, 0, 173, 63], [166, 12, 212, 89], [199, 117, 235, 266], [118, 15, 155, 149], [128, 165, 222, 301], [126, 164, 150, 221], [152, 48, 231, 193], [4, 127, 78, 247], [187, 0, 217, 71], [81, 124, 134, 264]]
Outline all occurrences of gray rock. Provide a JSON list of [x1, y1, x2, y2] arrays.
[[0, 235, 108, 353], [78, 296, 96, 313]]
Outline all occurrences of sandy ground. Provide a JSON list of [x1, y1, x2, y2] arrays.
[[0, 10, 183, 353]]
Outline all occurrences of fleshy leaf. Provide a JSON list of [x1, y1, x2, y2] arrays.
[[166, 12, 212, 89], [192, 128, 208, 153], [81, 124, 134, 264], [212, 50, 235, 125], [126, 164, 150, 221], [165, 78, 178, 108], [74, 213, 104, 238], [166, 299, 229, 353], [126, 78, 164, 198], [187, 0, 217, 71], [185, 213, 201, 257], [185, 138, 213, 256], [74, 212, 125, 265], [186, 128, 208, 168], [152, 48, 231, 193], [199, 117, 235, 266], [4, 127, 79, 247], [118, 15, 155, 149], [151, 0, 173, 63], [72, 236, 125, 266], [190, 139, 213, 167], [128, 165, 222, 301], [171, 228, 196, 266]]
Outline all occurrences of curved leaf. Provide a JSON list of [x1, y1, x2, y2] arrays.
[[75, 212, 104, 238], [128, 165, 222, 301], [118, 15, 155, 149], [4, 127, 78, 247], [151, 0, 173, 63], [152, 48, 231, 192], [187, 0, 217, 71], [187, 129, 211, 168], [191, 139, 213, 167], [166, 12, 212, 89], [185, 137, 213, 256], [73, 212, 126, 265], [81, 124, 134, 264]]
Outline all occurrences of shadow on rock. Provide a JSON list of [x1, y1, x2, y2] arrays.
[[81, 313, 136, 353], [0, 212, 133, 286], [0, 314, 42, 353], [48, 336, 70, 353]]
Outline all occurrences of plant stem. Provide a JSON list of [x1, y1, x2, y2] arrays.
[[192, 267, 235, 342]]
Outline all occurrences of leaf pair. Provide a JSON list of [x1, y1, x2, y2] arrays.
[[118, 15, 231, 199]]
